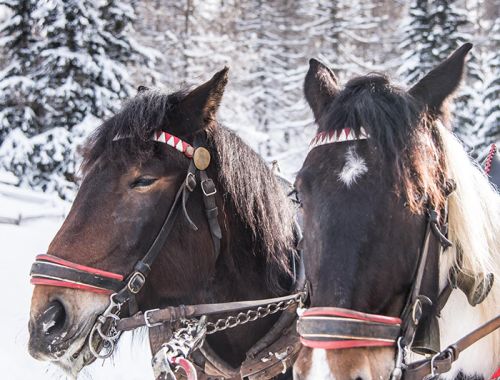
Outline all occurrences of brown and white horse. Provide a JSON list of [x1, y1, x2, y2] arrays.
[[293, 44, 499, 379], [27, 69, 299, 378]]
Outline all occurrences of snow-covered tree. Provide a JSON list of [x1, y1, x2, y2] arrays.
[[0, 0, 39, 142], [399, 0, 469, 85], [475, 16, 500, 151], [0, 0, 152, 198]]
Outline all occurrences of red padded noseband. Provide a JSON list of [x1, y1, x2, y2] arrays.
[[30, 254, 124, 294], [297, 307, 402, 350], [33, 254, 124, 280]]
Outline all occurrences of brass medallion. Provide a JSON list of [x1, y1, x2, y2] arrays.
[[193, 147, 211, 170]]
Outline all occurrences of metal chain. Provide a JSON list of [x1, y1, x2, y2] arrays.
[[205, 293, 304, 335]]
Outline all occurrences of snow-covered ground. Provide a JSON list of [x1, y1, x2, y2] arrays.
[[0, 181, 153, 379]]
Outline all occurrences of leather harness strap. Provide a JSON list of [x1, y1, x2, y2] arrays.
[[404, 315, 500, 380], [116, 293, 305, 332]]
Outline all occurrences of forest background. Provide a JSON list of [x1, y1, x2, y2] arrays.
[[0, 0, 498, 198]]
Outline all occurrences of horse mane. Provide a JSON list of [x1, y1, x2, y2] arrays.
[[438, 124, 500, 356], [81, 89, 295, 289], [318, 74, 448, 213]]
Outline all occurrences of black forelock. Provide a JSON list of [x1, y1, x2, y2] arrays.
[[317, 73, 447, 212], [318, 74, 420, 153], [82, 89, 188, 173]]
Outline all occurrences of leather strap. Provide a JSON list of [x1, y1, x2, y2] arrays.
[[30, 254, 125, 294], [297, 307, 402, 350], [114, 165, 193, 304], [116, 292, 305, 331], [30, 261, 124, 293], [199, 170, 221, 258]]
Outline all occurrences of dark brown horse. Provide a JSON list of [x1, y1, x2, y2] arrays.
[[293, 44, 499, 379], [28, 69, 301, 379]]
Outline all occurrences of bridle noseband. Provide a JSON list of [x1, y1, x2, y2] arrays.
[[31, 254, 124, 294], [298, 307, 402, 350]]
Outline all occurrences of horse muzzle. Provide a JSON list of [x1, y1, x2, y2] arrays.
[[28, 285, 109, 371]]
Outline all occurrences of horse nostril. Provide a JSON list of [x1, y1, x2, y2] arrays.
[[40, 300, 66, 335]]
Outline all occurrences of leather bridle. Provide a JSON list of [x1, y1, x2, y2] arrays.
[[31, 131, 222, 309], [30, 130, 307, 379], [297, 128, 499, 380]]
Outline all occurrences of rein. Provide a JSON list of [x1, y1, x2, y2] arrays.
[[298, 128, 500, 380], [29, 130, 306, 380]]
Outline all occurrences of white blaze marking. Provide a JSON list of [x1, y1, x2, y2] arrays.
[[305, 349, 335, 380], [338, 147, 368, 187]]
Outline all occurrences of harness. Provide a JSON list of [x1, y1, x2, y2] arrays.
[[30, 130, 307, 380], [298, 128, 500, 380]]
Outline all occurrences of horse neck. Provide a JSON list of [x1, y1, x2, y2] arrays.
[[196, 202, 291, 367]]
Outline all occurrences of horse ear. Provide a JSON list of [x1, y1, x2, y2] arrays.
[[409, 43, 472, 115], [177, 67, 229, 133], [304, 58, 340, 121]]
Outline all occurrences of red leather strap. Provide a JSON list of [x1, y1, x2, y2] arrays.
[[300, 337, 395, 350], [30, 278, 113, 294], [301, 307, 402, 325], [298, 307, 402, 350], [35, 254, 124, 280]]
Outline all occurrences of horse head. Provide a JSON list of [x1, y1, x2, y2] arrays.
[[28, 67, 297, 378], [294, 44, 500, 379]]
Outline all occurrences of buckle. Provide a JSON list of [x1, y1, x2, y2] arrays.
[[201, 179, 216, 196], [127, 272, 146, 294], [185, 172, 196, 192], [144, 308, 163, 328]]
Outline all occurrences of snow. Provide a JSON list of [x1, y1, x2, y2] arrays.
[[0, 184, 153, 379]]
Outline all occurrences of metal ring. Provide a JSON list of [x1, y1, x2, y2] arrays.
[[89, 324, 115, 359], [97, 322, 121, 341]]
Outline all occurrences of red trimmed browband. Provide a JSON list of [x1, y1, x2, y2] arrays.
[[34, 254, 124, 280], [152, 131, 195, 158], [309, 127, 369, 151], [297, 307, 402, 350]]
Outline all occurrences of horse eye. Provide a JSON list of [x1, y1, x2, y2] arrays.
[[130, 177, 157, 188]]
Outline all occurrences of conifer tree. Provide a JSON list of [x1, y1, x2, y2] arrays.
[[0, 0, 39, 142], [0, 0, 151, 198], [477, 17, 500, 151]]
